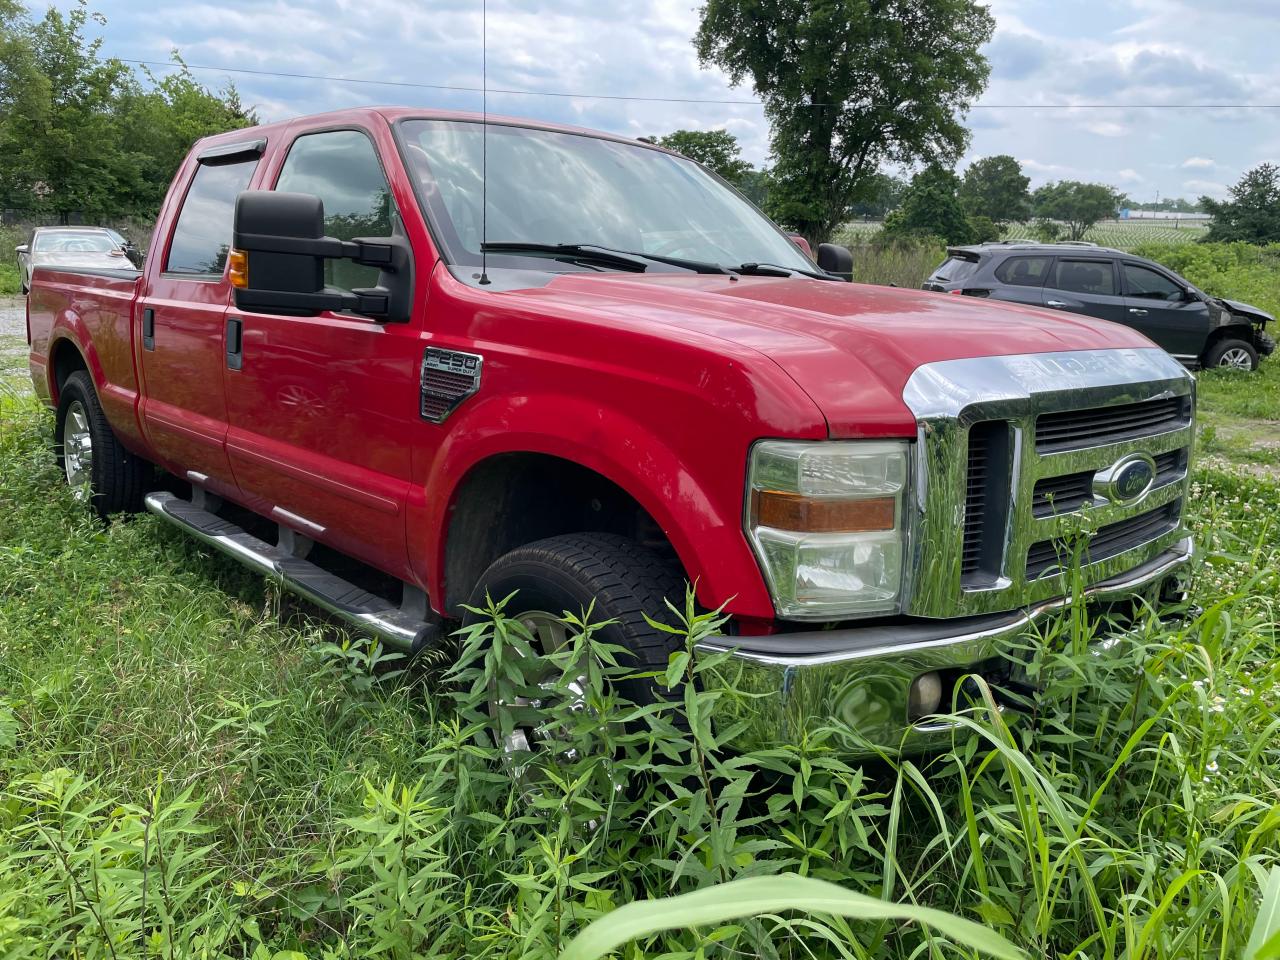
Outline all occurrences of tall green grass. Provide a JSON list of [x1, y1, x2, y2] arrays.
[[1, 344, 1278, 958]]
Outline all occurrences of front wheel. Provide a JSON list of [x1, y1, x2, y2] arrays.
[[462, 533, 686, 758], [55, 370, 149, 519], [1204, 338, 1259, 371]]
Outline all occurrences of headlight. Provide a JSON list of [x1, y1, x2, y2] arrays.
[[745, 440, 909, 619]]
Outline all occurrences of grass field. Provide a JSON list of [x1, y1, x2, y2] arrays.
[[837, 219, 1211, 250], [1, 327, 1278, 957]]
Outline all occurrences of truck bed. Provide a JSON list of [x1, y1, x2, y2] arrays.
[[27, 266, 144, 450]]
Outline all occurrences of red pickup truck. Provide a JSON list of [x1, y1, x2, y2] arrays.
[[26, 107, 1195, 754]]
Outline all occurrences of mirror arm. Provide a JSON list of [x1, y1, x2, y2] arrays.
[[234, 232, 404, 272]]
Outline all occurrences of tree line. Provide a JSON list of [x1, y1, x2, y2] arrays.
[[3, 0, 1275, 250], [0, 0, 255, 224]]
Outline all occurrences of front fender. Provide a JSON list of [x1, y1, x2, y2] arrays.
[[410, 390, 779, 621]]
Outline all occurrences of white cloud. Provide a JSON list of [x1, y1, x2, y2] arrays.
[[1183, 179, 1230, 198], [1116, 168, 1144, 183], [1181, 157, 1216, 169]]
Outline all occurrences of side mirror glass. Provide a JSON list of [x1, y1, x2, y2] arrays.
[[231, 190, 412, 322], [816, 243, 854, 282]]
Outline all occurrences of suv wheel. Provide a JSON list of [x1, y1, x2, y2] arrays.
[[1204, 338, 1258, 371], [462, 533, 686, 758], [55, 370, 149, 519]]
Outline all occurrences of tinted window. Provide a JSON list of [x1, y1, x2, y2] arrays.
[[994, 255, 1051, 287], [932, 256, 979, 282], [276, 130, 395, 292], [1049, 259, 1115, 296], [165, 159, 259, 276], [1124, 263, 1182, 301]]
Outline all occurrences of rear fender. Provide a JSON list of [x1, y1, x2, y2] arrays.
[[47, 313, 147, 452]]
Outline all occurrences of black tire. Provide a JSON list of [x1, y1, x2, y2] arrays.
[[1203, 338, 1258, 371], [55, 370, 149, 519], [462, 533, 687, 709]]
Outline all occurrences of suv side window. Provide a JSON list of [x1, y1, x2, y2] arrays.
[[1048, 258, 1116, 296], [164, 157, 260, 276], [994, 256, 1051, 287], [1123, 263, 1182, 301], [275, 129, 396, 293]]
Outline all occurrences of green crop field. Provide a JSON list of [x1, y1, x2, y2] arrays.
[[0, 308, 1278, 958]]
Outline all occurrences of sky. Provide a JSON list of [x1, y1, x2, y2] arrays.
[[23, 0, 1280, 203]]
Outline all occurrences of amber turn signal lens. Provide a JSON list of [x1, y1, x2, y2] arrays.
[[228, 249, 248, 289], [753, 490, 895, 533]]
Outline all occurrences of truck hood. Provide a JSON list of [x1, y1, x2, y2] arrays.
[[525, 273, 1155, 437]]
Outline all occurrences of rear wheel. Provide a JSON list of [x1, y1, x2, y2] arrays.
[[55, 370, 149, 519], [1204, 338, 1258, 371], [462, 533, 686, 760]]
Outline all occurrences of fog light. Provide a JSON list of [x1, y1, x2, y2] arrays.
[[907, 672, 943, 721]]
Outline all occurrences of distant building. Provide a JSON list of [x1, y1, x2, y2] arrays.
[[1118, 209, 1212, 222]]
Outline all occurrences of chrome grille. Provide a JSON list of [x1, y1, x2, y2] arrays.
[[903, 348, 1195, 618], [1026, 500, 1182, 580], [1035, 395, 1190, 453]]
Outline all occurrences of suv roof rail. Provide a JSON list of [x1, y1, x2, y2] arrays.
[[1056, 240, 1099, 247]]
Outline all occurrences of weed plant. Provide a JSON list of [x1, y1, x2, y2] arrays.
[[1, 359, 1278, 958]]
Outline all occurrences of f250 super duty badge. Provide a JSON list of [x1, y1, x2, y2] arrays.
[[420, 347, 483, 423]]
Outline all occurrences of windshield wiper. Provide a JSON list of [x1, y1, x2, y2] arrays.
[[735, 261, 843, 281], [482, 242, 731, 275], [480, 242, 648, 272]]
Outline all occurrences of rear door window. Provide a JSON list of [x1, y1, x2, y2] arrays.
[[1123, 263, 1182, 301], [165, 157, 260, 276], [932, 256, 980, 282], [994, 256, 1051, 287], [1048, 259, 1116, 296]]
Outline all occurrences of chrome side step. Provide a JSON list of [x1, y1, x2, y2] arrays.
[[144, 491, 439, 652]]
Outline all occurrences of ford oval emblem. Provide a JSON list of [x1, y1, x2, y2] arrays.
[[1094, 453, 1157, 505]]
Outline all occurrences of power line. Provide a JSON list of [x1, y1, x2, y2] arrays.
[[118, 56, 1280, 110]]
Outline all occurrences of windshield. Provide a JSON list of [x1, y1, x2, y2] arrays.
[[398, 119, 814, 275], [34, 231, 116, 254]]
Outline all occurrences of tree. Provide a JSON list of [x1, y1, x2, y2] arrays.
[[734, 167, 773, 207], [1031, 181, 1125, 241], [960, 155, 1030, 225], [0, 0, 255, 220], [848, 172, 906, 221], [694, 0, 995, 249], [648, 129, 752, 186], [880, 165, 973, 245], [1201, 164, 1280, 244]]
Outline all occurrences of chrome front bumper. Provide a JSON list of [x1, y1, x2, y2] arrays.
[[698, 537, 1193, 755]]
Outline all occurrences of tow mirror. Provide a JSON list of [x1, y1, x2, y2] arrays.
[[816, 243, 854, 282], [231, 190, 413, 322]]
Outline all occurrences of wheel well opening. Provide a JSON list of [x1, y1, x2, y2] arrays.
[[50, 341, 88, 401], [442, 453, 677, 614], [1203, 324, 1256, 355]]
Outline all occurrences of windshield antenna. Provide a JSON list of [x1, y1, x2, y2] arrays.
[[478, 0, 491, 286]]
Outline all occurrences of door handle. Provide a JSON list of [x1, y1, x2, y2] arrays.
[[1046, 300, 1067, 308], [1129, 308, 1149, 316], [225, 317, 243, 370], [142, 308, 155, 351]]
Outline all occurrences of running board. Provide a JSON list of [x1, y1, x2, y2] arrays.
[[144, 491, 439, 653]]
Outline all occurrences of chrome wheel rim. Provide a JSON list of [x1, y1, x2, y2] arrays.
[[490, 611, 590, 761], [1219, 347, 1253, 370], [62, 400, 93, 497]]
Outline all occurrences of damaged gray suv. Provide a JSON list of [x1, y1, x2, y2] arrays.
[[924, 242, 1275, 371]]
